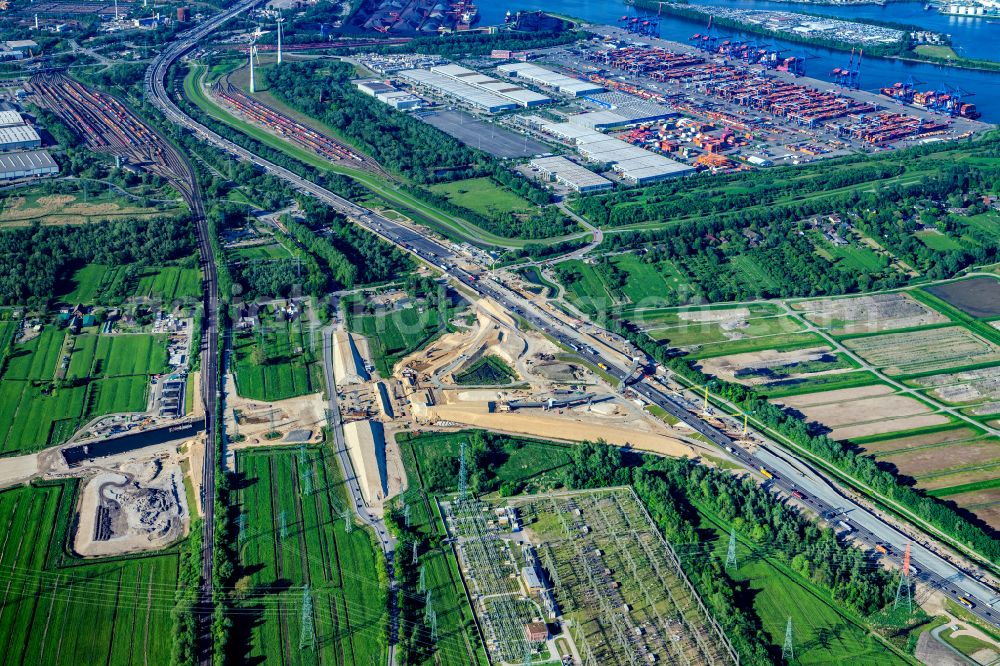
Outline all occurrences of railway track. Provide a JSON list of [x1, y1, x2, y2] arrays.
[[212, 74, 389, 176], [26, 72, 201, 209]]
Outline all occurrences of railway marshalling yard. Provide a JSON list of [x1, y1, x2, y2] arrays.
[[643, 277, 1000, 533]]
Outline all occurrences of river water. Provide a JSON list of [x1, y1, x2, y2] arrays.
[[480, 1, 1000, 122]]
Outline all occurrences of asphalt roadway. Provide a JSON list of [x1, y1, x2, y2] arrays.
[[146, 3, 1000, 657], [322, 322, 399, 665]]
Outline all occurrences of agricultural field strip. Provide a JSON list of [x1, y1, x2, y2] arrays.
[[642, 312, 797, 334], [842, 327, 1000, 376], [234, 449, 388, 665], [780, 304, 999, 438]]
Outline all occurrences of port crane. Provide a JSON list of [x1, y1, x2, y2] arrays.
[[831, 48, 862, 89], [690, 15, 719, 52]]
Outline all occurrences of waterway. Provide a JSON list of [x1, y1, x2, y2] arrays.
[[481, 1, 1000, 122]]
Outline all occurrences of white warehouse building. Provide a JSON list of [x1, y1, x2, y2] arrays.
[[497, 62, 605, 97], [0, 124, 41, 152], [531, 156, 613, 192], [0, 150, 58, 180]]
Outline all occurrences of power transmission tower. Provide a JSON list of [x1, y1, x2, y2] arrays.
[[457, 441, 468, 501], [299, 585, 316, 650], [725, 528, 737, 570], [301, 467, 313, 496], [237, 511, 247, 544], [343, 508, 352, 533], [279, 510, 288, 539], [412, 541, 419, 565], [404, 503, 411, 527], [781, 616, 794, 663], [418, 565, 427, 593], [894, 541, 913, 614]]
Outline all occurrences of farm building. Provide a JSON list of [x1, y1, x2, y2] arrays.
[[0, 124, 41, 151], [0, 150, 58, 179]]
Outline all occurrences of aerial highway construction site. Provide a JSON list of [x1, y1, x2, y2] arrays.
[[0, 2, 999, 665]]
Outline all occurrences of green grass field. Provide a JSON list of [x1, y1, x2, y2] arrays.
[[554, 260, 613, 314], [646, 314, 805, 348], [134, 266, 202, 301], [687, 330, 826, 359], [353, 304, 444, 376], [401, 430, 573, 495], [731, 255, 782, 292], [916, 230, 964, 252], [0, 330, 164, 453], [0, 479, 180, 666], [429, 178, 534, 218], [232, 243, 292, 261], [759, 370, 883, 399], [454, 356, 516, 386], [231, 447, 387, 666], [233, 315, 322, 401], [555, 254, 693, 312], [62, 263, 201, 304], [698, 506, 909, 666]]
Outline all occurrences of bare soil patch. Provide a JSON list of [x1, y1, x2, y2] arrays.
[[943, 487, 1000, 530], [699, 346, 836, 384], [793, 394, 932, 428], [778, 384, 894, 408], [927, 277, 1000, 318], [830, 414, 950, 440], [884, 439, 1000, 478], [794, 293, 947, 335], [920, 464, 1000, 491], [859, 428, 978, 455]]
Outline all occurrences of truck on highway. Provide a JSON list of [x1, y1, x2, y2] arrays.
[[874, 544, 888, 555], [759, 466, 774, 479], [959, 596, 976, 609], [791, 490, 805, 500], [597, 362, 608, 371], [837, 520, 853, 532]]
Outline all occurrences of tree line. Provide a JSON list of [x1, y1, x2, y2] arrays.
[[0, 217, 195, 307]]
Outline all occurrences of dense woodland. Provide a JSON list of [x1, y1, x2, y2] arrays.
[[0, 218, 195, 307]]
